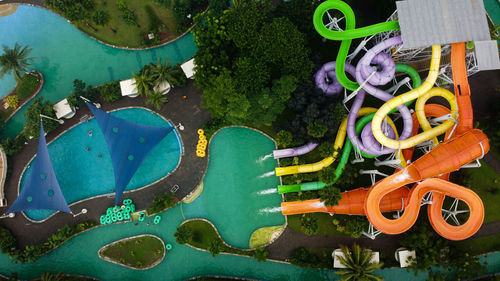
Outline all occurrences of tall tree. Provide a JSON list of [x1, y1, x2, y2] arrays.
[[146, 89, 168, 111], [335, 244, 384, 281], [149, 59, 186, 87], [132, 72, 153, 97], [0, 43, 34, 81]]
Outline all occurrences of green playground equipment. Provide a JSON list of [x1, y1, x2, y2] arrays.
[[139, 211, 146, 222], [99, 199, 135, 225], [153, 215, 161, 225]]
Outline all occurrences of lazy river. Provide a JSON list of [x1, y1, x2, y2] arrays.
[[0, 5, 196, 138]]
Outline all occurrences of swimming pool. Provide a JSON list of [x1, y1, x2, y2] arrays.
[[19, 108, 182, 221], [183, 127, 286, 248], [0, 5, 197, 138]]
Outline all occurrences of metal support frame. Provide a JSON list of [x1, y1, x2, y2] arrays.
[[441, 198, 469, 226], [359, 169, 389, 185], [362, 222, 382, 240]]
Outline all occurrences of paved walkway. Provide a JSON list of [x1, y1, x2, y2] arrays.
[[0, 80, 211, 247]]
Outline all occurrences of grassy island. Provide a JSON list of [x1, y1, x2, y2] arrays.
[[99, 234, 165, 270]]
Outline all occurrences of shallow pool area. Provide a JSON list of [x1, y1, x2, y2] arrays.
[[182, 127, 285, 248], [0, 5, 196, 138], [19, 108, 182, 221]]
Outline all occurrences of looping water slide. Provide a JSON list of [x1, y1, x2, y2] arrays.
[[276, 0, 490, 240]]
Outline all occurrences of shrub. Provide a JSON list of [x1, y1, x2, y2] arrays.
[[99, 81, 121, 102], [24, 97, 58, 138], [16, 73, 39, 100], [122, 9, 138, 26], [174, 225, 193, 244], [318, 141, 335, 158], [147, 191, 175, 214], [208, 0, 229, 15], [208, 239, 223, 257], [0, 227, 16, 254], [253, 247, 269, 262], [275, 130, 292, 148], [0, 135, 27, 156], [300, 214, 318, 235], [6, 95, 19, 109], [92, 10, 110, 26]]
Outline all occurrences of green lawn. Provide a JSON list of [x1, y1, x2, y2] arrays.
[[249, 225, 284, 248], [100, 235, 164, 269], [288, 213, 349, 236], [16, 73, 40, 99], [77, 0, 178, 48], [184, 220, 220, 250], [465, 160, 500, 223]]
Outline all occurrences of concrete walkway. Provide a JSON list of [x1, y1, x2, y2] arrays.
[[0, 80, 211, 247]]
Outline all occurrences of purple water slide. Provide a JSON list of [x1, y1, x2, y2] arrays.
[[314, 62, 344, 95], [346, 36, 413, 156], [273, 142, 318, 159]]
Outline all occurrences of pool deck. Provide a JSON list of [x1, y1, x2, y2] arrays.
[[0, 79, 212, 247]]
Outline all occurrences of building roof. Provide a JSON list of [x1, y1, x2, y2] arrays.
[[120, 78, 139, 97], [181, 58, 196, 79], [396, 0, 490, 48], [5, 122, 71, 214], [86, 103, 174, 205], [474, 40, 500, 70], [53, 98, 75, 119], [333, 249, 380, 268]]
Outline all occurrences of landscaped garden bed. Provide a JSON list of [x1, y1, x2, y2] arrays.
[[98, 234, 165, 270]]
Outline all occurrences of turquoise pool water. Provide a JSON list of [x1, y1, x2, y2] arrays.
[[19, 108, 182, 221], [1, 126, 499, 280], [183, 127, 285, 248], [0, 5, 196, 138]]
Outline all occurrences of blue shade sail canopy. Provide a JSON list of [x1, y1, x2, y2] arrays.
[[6, 122, 71, 214], [86, 103, 174, 205]]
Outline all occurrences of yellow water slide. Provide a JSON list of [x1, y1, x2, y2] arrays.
[[275, 108, 401, 176], [372, 45, 458, 149]]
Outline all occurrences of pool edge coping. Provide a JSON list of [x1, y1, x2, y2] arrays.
[[179, 125, 287, 239], [97, 233, 166, 270], [17, 106, 184, 223]]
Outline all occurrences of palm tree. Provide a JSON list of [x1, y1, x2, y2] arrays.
[[146, 89, 168, 110], [132, 71, 153, 97], [149, 59, 183, 87], [40, 272, 64, 281], [335, 244, 384, 281], [0, 43, 34, 81]]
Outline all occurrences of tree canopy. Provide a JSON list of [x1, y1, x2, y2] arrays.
[[192, 1, 313, 126]]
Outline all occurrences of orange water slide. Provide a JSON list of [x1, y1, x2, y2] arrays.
[[364, 129, 489, 240], [281, 187, 409, 216], [451, 42, 473, 135]]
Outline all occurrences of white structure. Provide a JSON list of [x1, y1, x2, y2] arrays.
[[333, 248, 379, 268], [120, 78, 139, 98], [53, 98, 76, 119], [181, 58, 196, 79], [0, 147, 7, 207], [395, 248, 416, 267], [154, 80, 171, 95]]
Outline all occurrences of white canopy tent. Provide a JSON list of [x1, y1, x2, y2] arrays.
[[120, 78, 139, 98], [181, 58, 196, 79], [154, 81, 171, 95], [395, 248, 416, 267], [53, 98, 76, 119]]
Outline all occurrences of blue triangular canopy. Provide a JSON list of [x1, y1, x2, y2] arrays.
[[86, 103, 173, 205], [6, 122, 71, 214]]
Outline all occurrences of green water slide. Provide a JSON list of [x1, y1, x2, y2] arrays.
[[278, 64, 421, 194], [312, 0, 400, 91]]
